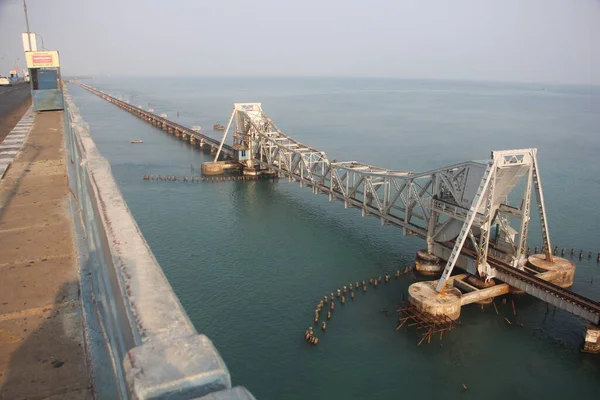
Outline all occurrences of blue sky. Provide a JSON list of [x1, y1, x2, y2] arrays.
[[0, 0, 598, 84]]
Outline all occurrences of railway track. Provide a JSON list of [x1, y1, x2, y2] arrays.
[[491, 259, 600, 315], [73, 82, 234, 154]]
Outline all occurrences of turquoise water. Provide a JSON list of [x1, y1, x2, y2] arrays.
[[69, 78, 600, 399]]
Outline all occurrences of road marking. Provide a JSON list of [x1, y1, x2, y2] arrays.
[[0, 107, 34, 180]]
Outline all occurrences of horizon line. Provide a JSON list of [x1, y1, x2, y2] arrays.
[[62, 75, 600, 88]]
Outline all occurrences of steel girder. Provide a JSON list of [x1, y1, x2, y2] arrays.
[[435, 149, 553, 292], [217, 105, 553, 294]]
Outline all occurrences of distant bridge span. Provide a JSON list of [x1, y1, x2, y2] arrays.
[[74, 82, 236, 158]]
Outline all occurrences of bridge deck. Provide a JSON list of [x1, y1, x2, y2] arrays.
[[268, 148, 600, 325], [493, 261, 600, 324], [454, 246, 600, 324], [72, 82, 235, 157], [0, 110, 92, 399]]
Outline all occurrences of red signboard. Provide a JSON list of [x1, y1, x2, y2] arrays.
[[26, 51, 60, 68], [32, 54, 53, 64]]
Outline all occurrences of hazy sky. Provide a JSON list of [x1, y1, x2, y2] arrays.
[[0, 0, 598, 84]]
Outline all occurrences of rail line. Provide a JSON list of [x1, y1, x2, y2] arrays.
[[292, 163, 600, 323], [72, 81, 235, 158], [493, 260, 600, 322]]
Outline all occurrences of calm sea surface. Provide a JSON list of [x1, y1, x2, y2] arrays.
[[68, 78, 600, 399]]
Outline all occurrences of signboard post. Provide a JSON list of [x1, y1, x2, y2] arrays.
[[21, 32, 38, 52]]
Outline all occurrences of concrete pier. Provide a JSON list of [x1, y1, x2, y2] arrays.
[[408, 253, 579, 323], [414, 250, 442, 276], [201, 161, 242, 175], [526, 254, 575, 288], [202, 162, 225, 175], [583, 325, 600, 353], [455, 275, 510, 305], [409, 281, 462, 320]]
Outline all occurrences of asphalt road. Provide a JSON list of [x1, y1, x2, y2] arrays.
[[0, 82, 31, 119], [0, 82, 31, 143]]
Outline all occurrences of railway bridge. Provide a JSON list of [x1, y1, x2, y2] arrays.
[[74, 82, 236, 159], [74, 86, 600, 353], [212, 102, 600, 351]]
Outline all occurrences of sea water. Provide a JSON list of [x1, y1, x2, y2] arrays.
[[68, 78, 600, 399]]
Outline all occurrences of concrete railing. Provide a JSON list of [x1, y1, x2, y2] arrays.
[[63, 89, 255, 400]]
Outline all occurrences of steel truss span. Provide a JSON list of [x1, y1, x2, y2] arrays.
[[214, 103, 557, 292], [202, 102, 600, 326], [73, 83, 600, 328]]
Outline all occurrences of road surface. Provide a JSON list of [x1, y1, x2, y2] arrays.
[[0, 110, 92, 399], [0, 82, 31, 144]]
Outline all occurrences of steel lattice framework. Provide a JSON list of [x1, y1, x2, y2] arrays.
[[215, 103, 553, 292]]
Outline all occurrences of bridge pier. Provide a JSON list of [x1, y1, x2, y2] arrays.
[[415, 250, 442, 276], [526, 254, 575, 288], [583, 325, 600, 353], [201, 163, 225, 175], [409, 280, 462, 320], [200, 161, 242, 175], [242, 168, 260, 177], [408, 253, 580, 324], [408, 273, 511, 321]]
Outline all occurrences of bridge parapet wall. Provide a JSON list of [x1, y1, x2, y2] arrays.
[[63, 89, 255, 400]]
